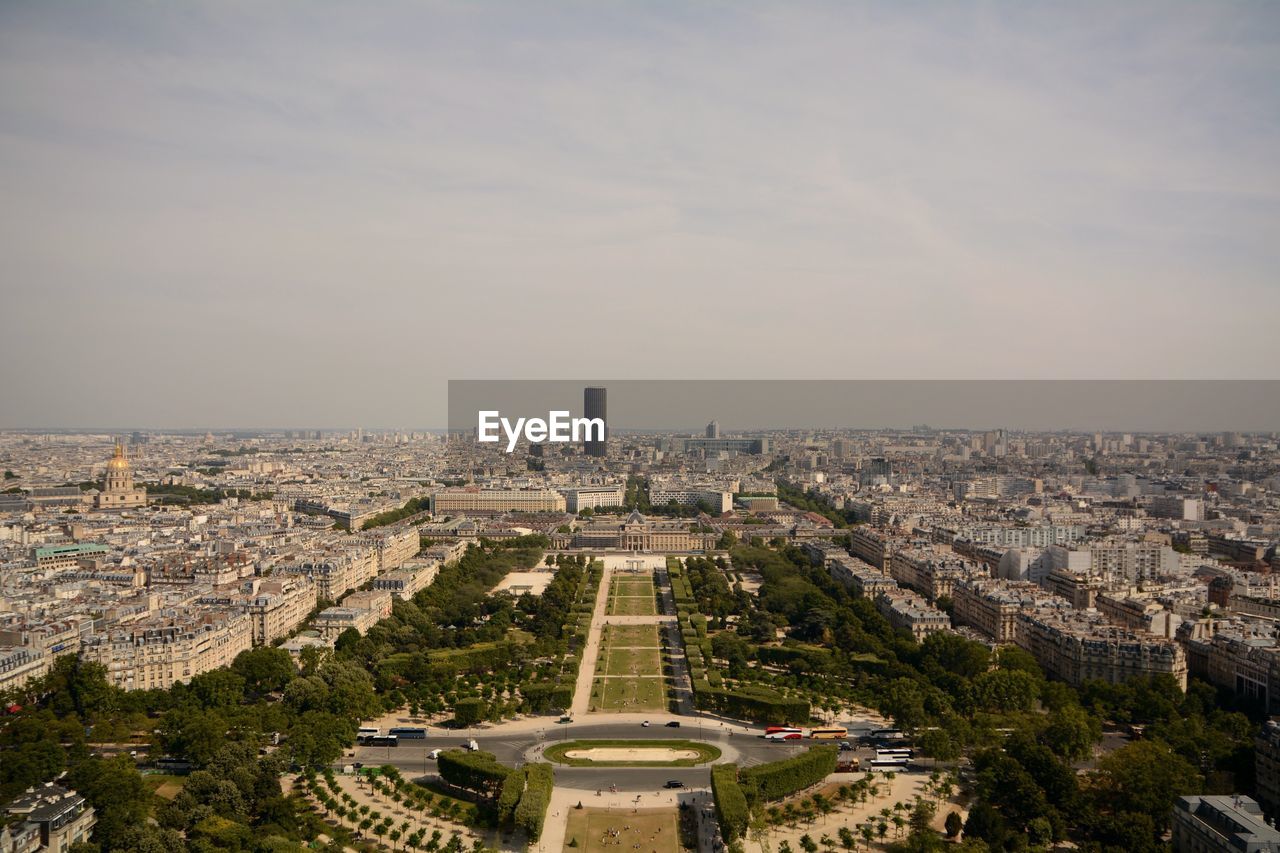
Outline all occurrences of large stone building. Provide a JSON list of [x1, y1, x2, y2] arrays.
[[431, 488, 566, 513], [80, 610, 253, 691], [94, 441, 147, 510], [565, 510, 713, 552]]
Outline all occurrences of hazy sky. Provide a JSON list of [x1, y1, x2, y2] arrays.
[[1, 2, 1278, 428]]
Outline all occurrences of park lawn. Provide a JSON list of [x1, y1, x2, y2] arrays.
[[143, 774, 186, 800], [592, 677, 667, 712], [603, 624, 661, 647], [563, 808, 680, 853], [607, 596, 656, 616], [612, 578, 655, 594], [599, 645, 662, 677]]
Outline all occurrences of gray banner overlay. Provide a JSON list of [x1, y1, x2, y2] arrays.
[[447, 380, 1280, 439]]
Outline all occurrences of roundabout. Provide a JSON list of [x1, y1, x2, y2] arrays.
[[545, 739, 721, 767]]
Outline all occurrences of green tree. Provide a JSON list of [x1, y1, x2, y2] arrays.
[[1090, 740, 1201, 831], [944, 811, 962, 839]]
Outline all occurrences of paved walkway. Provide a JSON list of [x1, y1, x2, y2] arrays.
[[572, 562, 614, 716]]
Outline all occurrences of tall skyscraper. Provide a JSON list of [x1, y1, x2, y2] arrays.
[[706, 420, 719, 439], [584, 386, 608, 457]]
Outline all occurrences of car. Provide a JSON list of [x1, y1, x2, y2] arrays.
[[642, 721, 650, 727], [664, 780, 684, 789], [427, 749, 441, 760], [665, 721, 681, 728], [839, 741, 854, 751]]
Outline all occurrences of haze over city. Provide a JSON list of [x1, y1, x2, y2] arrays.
[[2, 1, 1279, 428]]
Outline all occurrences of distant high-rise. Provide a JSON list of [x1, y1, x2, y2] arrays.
[[706, 420, 719, 439], [584, 387, 608, 457]]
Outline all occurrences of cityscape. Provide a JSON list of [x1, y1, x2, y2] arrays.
[[2, 382, 1279, 853], [3, 1, 1279, 852]]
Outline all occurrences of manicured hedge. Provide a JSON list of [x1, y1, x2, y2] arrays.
[[756, 644, 832, 670], [514, 762, 554, 840], [739, 745, 838, 803], [437, 749, 512, 800], [453, 697, 489, 725], [710, 764, 749, 841], [692, 683, 809, 725], [497, 766, 527, 824]]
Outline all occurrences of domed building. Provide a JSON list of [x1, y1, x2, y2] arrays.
[[95, 440, 147, 510]]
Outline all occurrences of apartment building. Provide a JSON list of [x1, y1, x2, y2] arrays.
[[1095, 593, 1178, 638], [80, 610, 253, 691], [560, 484, 626, 513], [244, 577, 317, 645], [849, 527, 896, 570], [889, 547, 978, 601], [373, 558, 440, 600], [1043, 542, 1179, 583], [1042, 569, 1105, 609], [0, 647, 48, 693], [875, 590, 950, 640], [1172, 795, 1280, 852], [951, 578, 1066, 643], [358, 526, 420, 573], [1182, 630, 1280, 714], [827, 555, 899, 599], [647, 483, 733, 514], [278, 544, 378, 601], [2, 783, 97, 853], [1256, 721, 1280, 818], [1014, 609, 1188, 689]]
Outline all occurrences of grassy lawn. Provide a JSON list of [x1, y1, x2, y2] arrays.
[[591, 677, 667, 712], [599, 646, 662, 677], [564, 808, 681, 853], [607, 595, 656, 616], [603, 624, 661, 647], [545, 740, 721, 767], [613, 578, 655, 594], [143, 774, 186, 801]]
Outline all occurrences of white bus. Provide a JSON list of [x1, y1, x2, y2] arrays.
[[869, 756, 909, 768], [876, 748, 913, 759]]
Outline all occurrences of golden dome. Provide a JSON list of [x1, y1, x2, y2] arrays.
[[106, 442, 131, 472]]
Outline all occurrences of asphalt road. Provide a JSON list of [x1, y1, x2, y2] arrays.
[[348, 719, 815, 792]]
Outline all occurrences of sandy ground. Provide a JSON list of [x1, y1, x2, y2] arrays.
[[563, 748, 700, 762], [750, 770, 967, 852], [491, 571, 556, 595]]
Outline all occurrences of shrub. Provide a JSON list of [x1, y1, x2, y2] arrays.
[[711, 764, 749, 841], [739, 746, 838, 803]]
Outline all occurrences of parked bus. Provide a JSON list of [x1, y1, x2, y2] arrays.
[[869, 756, 909, 768], [869, 728, 904, 740], [876, 748, 913, 759], [389, 727, 427, 739], [765, 726, 802, 735], [766, 731, 803, 741], [810, 727, 848, 739], [356, 728, 380, 744], [366, 735, 398, 747]]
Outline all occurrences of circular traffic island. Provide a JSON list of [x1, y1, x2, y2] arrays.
[[544, 739, 722, 767]]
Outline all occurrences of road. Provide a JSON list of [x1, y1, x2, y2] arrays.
[[348, 717, 814, 792]]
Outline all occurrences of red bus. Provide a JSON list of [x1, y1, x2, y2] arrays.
[[765, 726, 801, 735]]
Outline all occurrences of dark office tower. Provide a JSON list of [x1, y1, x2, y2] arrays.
[[584, 386, 608, 457]]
